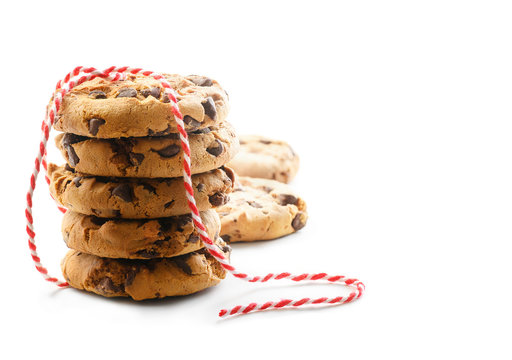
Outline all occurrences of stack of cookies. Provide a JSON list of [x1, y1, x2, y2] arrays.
[[48, 73, 239, 300]]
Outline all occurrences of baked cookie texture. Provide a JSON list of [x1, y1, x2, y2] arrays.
[[48, 163, 235, 218], [217, 176, 307, 242], [55, 122, 239, 178], [53, 74, 229, 138], [61, 239, 231, 300], [62, 210, 220, 259], [227, 135, 299, 183]]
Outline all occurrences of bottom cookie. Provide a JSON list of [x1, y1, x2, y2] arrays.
[[61, 241, 230, 300]]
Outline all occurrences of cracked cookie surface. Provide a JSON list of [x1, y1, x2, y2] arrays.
[[62, 210, 220, 259], [227, 135, 299, 183], [56, 122, 239, 178], [48, 163, 235, 218], [61, 239, 231, 300], [53, 73, 229, 138], [216, 176, 307, 242]]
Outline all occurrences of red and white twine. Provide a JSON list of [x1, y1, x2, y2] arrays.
[[25, 66, 365, 317]]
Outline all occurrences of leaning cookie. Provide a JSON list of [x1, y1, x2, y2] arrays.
[[62, 210, 220, 259], [48, 163, 235, 218], [216, 176, 307, 242], [53, 74, 229, 138], [61, 240, 231, 300], [227, 135, 299, 183], [56, 122, 239, 178]]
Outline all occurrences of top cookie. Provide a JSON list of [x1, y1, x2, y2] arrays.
[[227, 135, 299, 183], [53, 74, 229, 138]]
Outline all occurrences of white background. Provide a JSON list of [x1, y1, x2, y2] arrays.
[[1, 1, 511, 358]]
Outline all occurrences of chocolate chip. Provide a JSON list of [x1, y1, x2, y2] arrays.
[[259, 139, 273, 145], [187, 235, 199, 243], [202, 97, 217, 120], [65, 146, 80, 166], [88, 118, 106, 136], [141, 87, 161, 99], [177, 215, 192, 230], [292, 213, 306, 231], [147, 125, 171, 136], [164, 200, 174, 209], [158, 218, 176, 233], [142, 183, 156, 194], [262, 186, 273, 193], [222, 235, 231, 243], [154, 144, 180, 158], [125, 269, 138, 287], [183, 115, 201, 130], [72, 176, 82, 188], [96, 277, 123, 294], [196, 183, 205, 192], [190, 127, 211, 135], [188, 76, 213, 87], [64, 163, 75, 172], [278, 194, 298, 206], [221, 244, 232, 254], [89, 90, 107, 99], [112, 184, 133, 202], [135, 249, 160, 259], [209, 193, 228, 207], [61, 133, 84, 146], [174, 257, 192, 275], [129, 153, 144, 166], [90, 216, 108, 226], [206, 140, 224, 157], [117, 88, 137, 98], [247, 201, 263, 208]]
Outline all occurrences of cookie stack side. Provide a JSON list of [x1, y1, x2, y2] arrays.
[[50, 73, 238, 300]]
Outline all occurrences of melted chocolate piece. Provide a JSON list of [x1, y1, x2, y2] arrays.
[[278, 194, 298, 206], [158, 218, 175, 233], [183, 115, 201, 130], [154, 144, 180, 158], [111, 184, 133, 202], [135, 249, 160, 259], [142, 183, 156, 194], [90, 216, 108, 226], [188, 75, 213, 87], [64, 163, 75, 172], [196, 183, 205, 192], [88, 118, 106, 136], [292, 213, 306, 231], [187, 235, 199, 243], [222, 235, 231, 243], [164, 200, 174, 209], [174, 257, 192, 275], [206, 139, 224, 157], [125, 268, 139, 287], [128, 152, 145, 166], [117, 88, 137, 98], [141, 87, 161, 99], [209, 193, 228, 207], [96, 277, 124, 294], [147, 125, 171, 136], [89, 90, 107, 99], [202, 97, 217, 120], [247, 201, 263, 208]]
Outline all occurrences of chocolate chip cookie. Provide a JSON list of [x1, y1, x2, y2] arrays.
[[227, 135, 299, 183], [56, 122, 239, 178], [62, 210, 220, 259], [53, 74, 229, 138], [48, 163, 235, 218], [61, 239, 231, 300], [217, 176, 307, 242]]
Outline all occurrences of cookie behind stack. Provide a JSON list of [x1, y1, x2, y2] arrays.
[[49, 73, 238, 300]]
